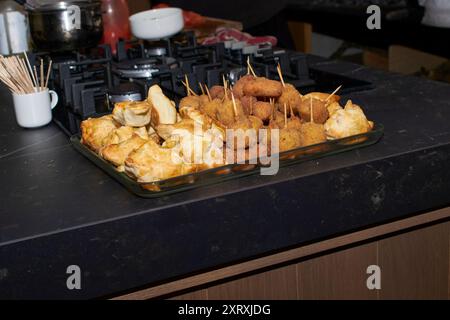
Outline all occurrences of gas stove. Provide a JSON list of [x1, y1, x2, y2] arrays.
[[28, 32, 373, 135]]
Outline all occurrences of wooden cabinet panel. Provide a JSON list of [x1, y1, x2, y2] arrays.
[[206, 265, 297, 300], [296, 242, 378, 300], [170, 289, 208, 300], [378, 222, 450, 300], [207, 272, 267, 300]]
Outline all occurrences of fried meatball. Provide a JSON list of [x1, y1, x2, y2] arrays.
[[210, 85, 226, 100], [304, 92, 340, 104], [299, 122, 327, 147], [232, 75, 255, 98], [216, 99, 245, 127], [243, 77, 283, 97], [286, 115, 302, 130], [200, 98, 222, 119], [298, 97, 329, 124], [248, 115, 264, 132], [227, 116, 258, 150], [253, 101, 273, 122], [279, 128, 303, 152], [199, 94, 210, 105], [240, 95, 257, 115], [179, 95, 202, 111], [269, 110, 286, 128], [277, 84, 302, 112]]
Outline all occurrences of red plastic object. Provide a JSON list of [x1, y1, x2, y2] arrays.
[[101, 0, 131, 54]]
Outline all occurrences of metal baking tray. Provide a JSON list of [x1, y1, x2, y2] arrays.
[[70, 124, 384, 198]]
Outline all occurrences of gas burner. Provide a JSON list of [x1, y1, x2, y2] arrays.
[[113, 58, 160, 79], [107, 83, 143, 108], [145, 47, 167, 57]]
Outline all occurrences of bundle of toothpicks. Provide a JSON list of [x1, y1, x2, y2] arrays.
[[0, 52, 52, 95]]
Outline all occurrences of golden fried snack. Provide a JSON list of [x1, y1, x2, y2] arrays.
[[277, 84, 302, 112], [101, 134, 148, 168], [156, 119, 197, 141], [199, 94, 210, 105], [279, 128, 303, 152], [179, 106, 213, 127], [81, 115, 120, 153], [112, 100, 152, 127], [216, 99, 245, 127], [200, 98, 221, 119], [147, 85, 177, 126], [148, 126, 163, 145], [210, 85, 226, 100], [298, 97, 329, 124], [299, 122, 327, 147], [179, 95, 202, 111], [248, 115, 263, 132], [324, 100, 374, 140], [227, 116, 258, 150], [253, 101, 273, 122], [101, 126, 135, 148], [304, 92, 340, 103], [269, 110, 285, 128], [243, 77, 283, 97], [232, 75, 255, 98], [240, 95, 257, 115], [124, 140, 189, 183], [327, 101, 342, 116], [286, 115, 302, 130]]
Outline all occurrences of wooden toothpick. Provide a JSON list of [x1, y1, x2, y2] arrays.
[[326, 85, 342, 102], [277, 63, 286, 88]]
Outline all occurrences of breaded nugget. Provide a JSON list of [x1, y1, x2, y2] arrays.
[[200, 98, 222, 119], [179, 95, 202, 111], [253, 101, 273, 122], [240, 95, 257, 115], [277, 83, 302, 112], [298, 97, 329, 124], [243, 77, 283, 97], [216, 99, 245, 127], [248, 115, 264, 132], [299, 122, 327, 146], [210, 85, 226, 100], [304, 92, 340, 103], [232, 75, 255, 98], [279, 128, 303, 152]]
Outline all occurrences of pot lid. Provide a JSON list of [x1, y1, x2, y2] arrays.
[[25, 0, 100, 11]]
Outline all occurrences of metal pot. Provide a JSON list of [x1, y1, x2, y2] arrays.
[[26, 0, 103, 52]]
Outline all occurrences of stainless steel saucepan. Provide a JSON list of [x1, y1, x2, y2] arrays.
[[25, 0, 103, 52]]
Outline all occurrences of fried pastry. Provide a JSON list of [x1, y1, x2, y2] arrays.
[[80, 115, 120, 153], [324, 100, 374, 139], [102, 134, 148, 168], [112, 100, 152, 127]]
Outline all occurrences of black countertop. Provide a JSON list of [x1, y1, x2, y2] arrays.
[[1, 58, 450, 299], [286, 1, 450, 58]]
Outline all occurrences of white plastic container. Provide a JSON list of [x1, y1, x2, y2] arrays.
[[129, 7, 184, 41], [419, 0, 450, 28], [0, 0, 29, 55]]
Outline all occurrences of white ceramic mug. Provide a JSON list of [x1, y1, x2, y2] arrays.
[[12, 89, 58, 128]]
